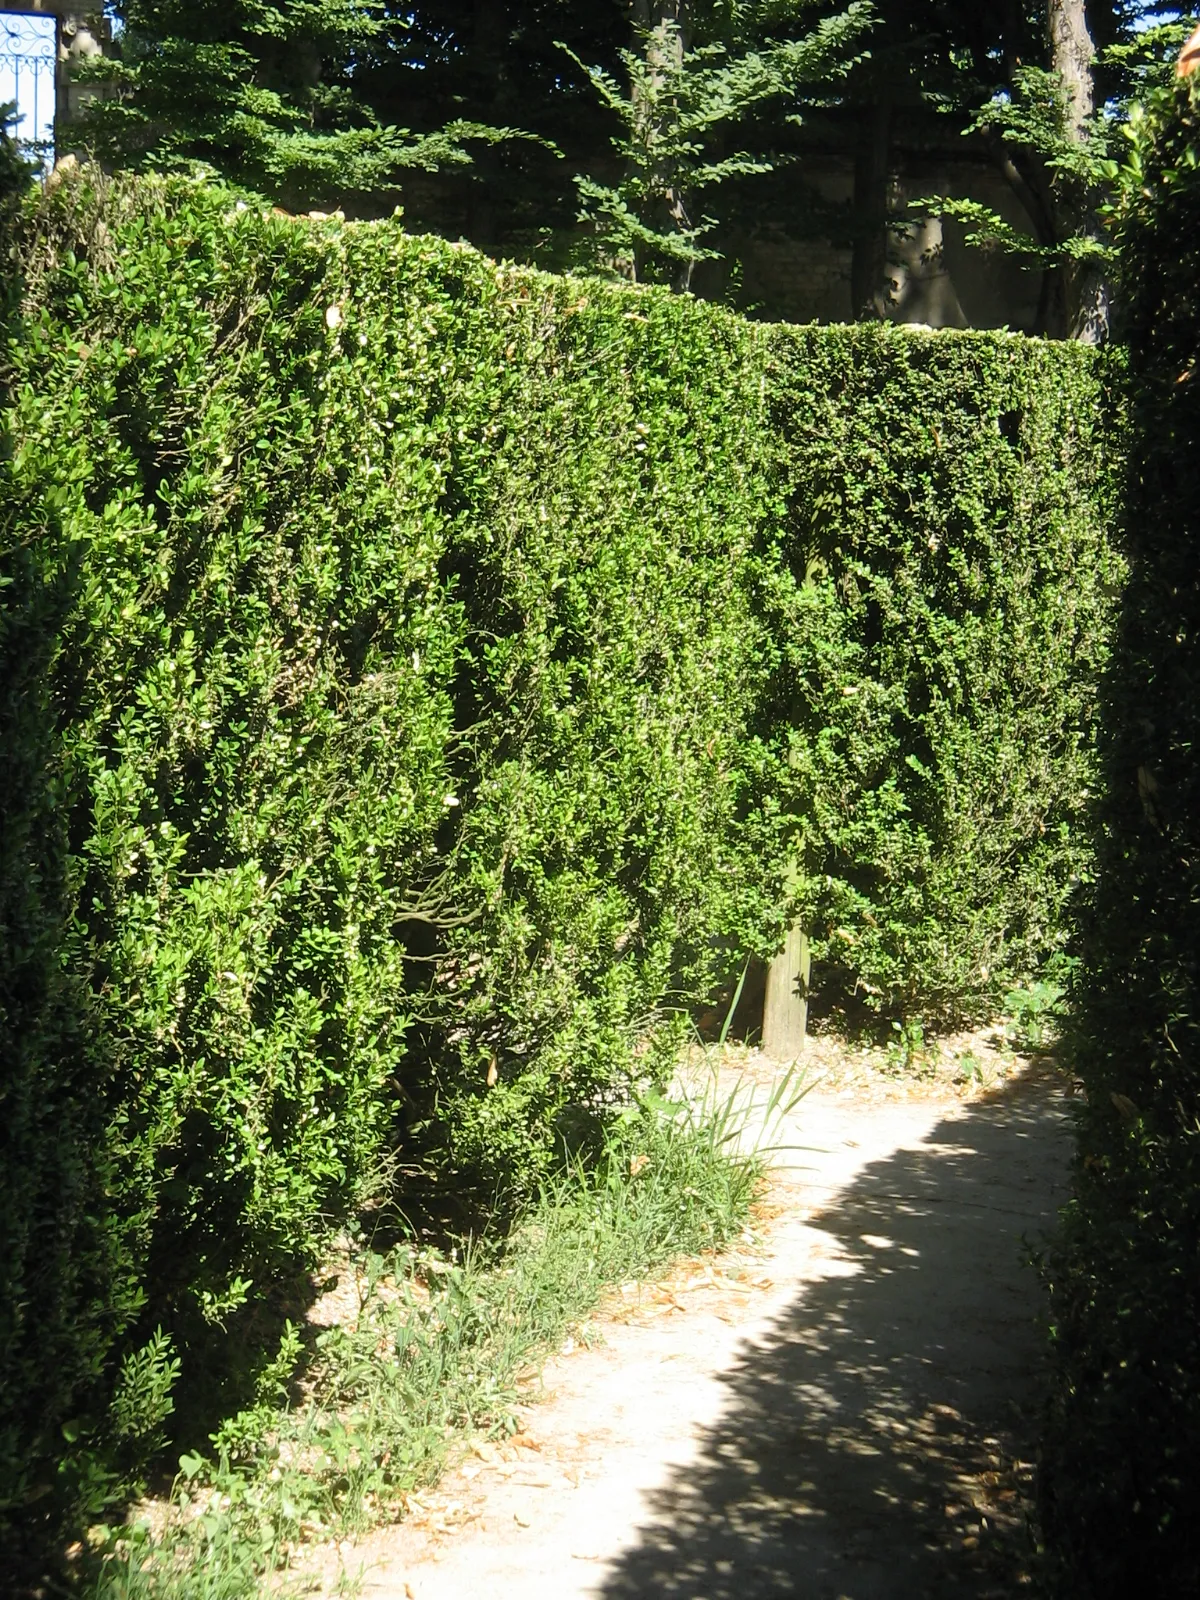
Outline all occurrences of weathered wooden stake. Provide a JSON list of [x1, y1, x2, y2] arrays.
[[762, 919, 810, 1060]]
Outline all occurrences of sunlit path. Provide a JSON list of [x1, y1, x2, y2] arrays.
[[329, 1063, 1070, 1599]]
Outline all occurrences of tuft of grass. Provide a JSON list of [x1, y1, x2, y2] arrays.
[[83, 1070, 791, 1599]]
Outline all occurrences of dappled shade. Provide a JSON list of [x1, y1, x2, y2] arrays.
[[601, 1074, 1070, 1600]]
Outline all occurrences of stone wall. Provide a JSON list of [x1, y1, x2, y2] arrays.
[[736, 145, 1045, 332]]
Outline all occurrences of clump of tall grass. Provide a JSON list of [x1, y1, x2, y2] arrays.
[[85, 1067, 800, 1600]]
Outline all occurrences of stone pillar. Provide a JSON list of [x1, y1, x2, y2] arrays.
[[58, 5, 110, 129]]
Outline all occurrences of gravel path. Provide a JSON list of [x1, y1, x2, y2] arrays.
[[327, 1061, 1071, 1600]]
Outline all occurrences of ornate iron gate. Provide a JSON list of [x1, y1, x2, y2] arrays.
[[1, 10, 57, 168]]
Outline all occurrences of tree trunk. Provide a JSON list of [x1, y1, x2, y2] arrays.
[[1047, 0, 1109, 342], [851, 97, 893, 320], [1048, 0, 1094, 136], [631, 0, 695, 289], [632, 0, 691, 49]]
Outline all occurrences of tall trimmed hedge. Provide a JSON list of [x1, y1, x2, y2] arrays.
[[1039, 88, 1200, 1599], [765, 328, 1117, 1014], [0, 169, 1115, 1563]]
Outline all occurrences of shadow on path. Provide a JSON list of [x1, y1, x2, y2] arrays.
[[600, 1073, 1071, 1600]]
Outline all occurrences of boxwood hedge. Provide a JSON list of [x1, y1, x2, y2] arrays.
[[0, 168, 1116, 1564], [1039, 85, 1200, 1600]]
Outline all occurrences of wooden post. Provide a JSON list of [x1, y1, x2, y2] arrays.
[[762, 919, 810, 1060]]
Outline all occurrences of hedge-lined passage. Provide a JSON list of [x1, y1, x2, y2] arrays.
[[1040, 85, 1200, 1600], [0, 168, 1115, 1567]]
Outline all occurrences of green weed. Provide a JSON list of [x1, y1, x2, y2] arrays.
[[1002, 981, 1066, 1052], [955, 1049, 984, 1087], [885, 1018, 936, 1077]]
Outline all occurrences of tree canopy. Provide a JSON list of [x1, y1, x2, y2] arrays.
[[68, 2, 1199, 326]]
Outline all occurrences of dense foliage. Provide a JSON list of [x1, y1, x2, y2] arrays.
[[764, 324, 1117, 1015], [1039, 81, 1200, 1599], [66, 2, 1192, 324], [562, 4, 872, 287], [0, 168, 1114, 1572], [0, 107, 34, 203], [71, 0, 527, 212]]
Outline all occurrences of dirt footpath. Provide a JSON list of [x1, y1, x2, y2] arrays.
[[332, 1058, 1071, 1600]]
